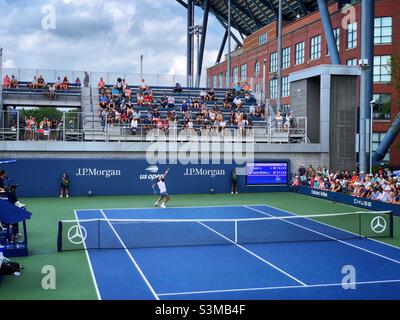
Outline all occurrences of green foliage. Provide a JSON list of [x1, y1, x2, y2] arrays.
[[19, 107, 63, 121], [390, 51, 400, 107]]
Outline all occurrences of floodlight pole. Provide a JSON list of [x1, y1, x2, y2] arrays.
[[277, 0, 282, 111], [226, 0, 231, 88]]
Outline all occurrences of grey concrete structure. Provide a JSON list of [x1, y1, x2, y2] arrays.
[[289, 64, 360, 170]]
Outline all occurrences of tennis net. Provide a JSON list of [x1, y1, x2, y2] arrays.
[[57, 210, 393, 251]]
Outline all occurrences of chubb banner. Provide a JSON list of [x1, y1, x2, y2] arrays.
[[2, 158, 287, 197]]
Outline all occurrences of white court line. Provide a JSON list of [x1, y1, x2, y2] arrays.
[[197, 221, 307, 287], [157, 278, 400, 297], [74, 210, 102, 300], [99, 209, 159, 300], [75, 204, 270, 212], [261, 202, 400, 251], [243, 205, 400, 265]]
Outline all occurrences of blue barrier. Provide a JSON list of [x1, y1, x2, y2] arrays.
[[292, 186, 400, 216], [1, 158, 289, 197]]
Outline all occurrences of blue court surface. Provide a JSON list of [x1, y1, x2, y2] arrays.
[[73, 204, 400, 300]]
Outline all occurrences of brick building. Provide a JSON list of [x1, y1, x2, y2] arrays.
[[206, 0, 400, 166]]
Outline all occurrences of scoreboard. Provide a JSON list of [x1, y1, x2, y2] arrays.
[[246, 162, 289, 186]]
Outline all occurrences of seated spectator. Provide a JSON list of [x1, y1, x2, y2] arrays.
[[55, 77, 62, 89], [10, 75, 18, 88], [116, 78, 123, 92], [3, 75, 11, 88], [124, 86, 132, 99], [181, 100, 189, 114], [243, 81, 251, 93], [233, 82, 242, 94], [36, 75, 46, 88], [174, 82, 183, 93], [160, 95, 168, 108], [75, 77, 81, 87], [199, 90, 207, 100], [138, 79, 148, 93], [167, 96, 175, 108], [233, 96, 242, 110], [206, 88, 216, 101], [61, 76, 69, 90]]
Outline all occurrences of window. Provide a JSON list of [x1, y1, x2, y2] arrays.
[[295, 42, 305, 65], [282, 47, 291, 69], [310, 35, 321, 60], [240, 64, 247, 82], [270, 52, 278, 72], [347, 21, 357, 49], [269, 79, 278, 99], [374, 17, 392, 44], [347, 58, 357, 66], [372, 94, 391, 120], [218, 72, 224, 88], [328, 28, 340, 55], [254, 61, 260, 77], [282, 76, 290, 97], [372, 132, 390, 163], [258, 33, 267, 46], [282, 105, 291, 113], [232, 67, 239, 85], [373, 55, 391, 83], [213, 75, 217, 88]]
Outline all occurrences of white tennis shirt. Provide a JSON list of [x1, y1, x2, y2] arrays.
[[157, 180, 167, 193]]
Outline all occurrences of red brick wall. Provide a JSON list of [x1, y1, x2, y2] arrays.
[[207, 0, 400, 166]]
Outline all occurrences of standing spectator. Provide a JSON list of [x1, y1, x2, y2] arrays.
[[231, 169, 238, 194], [3, 75, 11, 88], [83, 71, 90, 88], [97, 77, 105, 92], [299, 164, 306, 184], [10, 75, 18, 88], [59, 173, 70, 198]]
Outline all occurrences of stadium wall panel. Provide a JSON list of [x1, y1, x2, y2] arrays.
[[2, 158, 294, 197]]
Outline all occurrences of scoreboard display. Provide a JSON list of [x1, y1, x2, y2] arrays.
[[246, 162, 289, 186]]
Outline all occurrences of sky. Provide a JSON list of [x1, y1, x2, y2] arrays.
[[0, 0, 228, 81]]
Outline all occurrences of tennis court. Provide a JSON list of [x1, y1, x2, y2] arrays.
[[58, 203, 400, 300]]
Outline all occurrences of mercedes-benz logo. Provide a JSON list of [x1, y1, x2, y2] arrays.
[[370, 216, 387, 234], [67, 224, 87, 245]]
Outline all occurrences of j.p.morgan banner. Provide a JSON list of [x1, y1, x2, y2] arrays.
[[2, 158, 288, 197]]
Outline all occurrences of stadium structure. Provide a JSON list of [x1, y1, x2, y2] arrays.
[[1, 0, 400, 302]]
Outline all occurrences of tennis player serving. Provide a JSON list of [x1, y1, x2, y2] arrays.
[[153, 168, 170, 208]]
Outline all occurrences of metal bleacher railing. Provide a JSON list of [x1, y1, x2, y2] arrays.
[[1, 68, 307, 143], [0, 109, 308, 143]]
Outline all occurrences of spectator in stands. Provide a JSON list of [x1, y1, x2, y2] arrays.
[[167, 96, 175, 108], [124, 86, 132, 99], [174, 83, 183, 93], [233, 96, 242, 110], [206, 88, 216, 101], [61, 76, 69, 90], [139, 79, 148, 93], [84, 72, 89, 88], [10, 75, 18, 88], [45, 83, 57, 100], [233, 82, 242, 95], [116, 78, 123, 92], [75, 77, 81, 87], [36, 75, 46, 89], [3, 75, 11, 88], [243, 81, 251, 93], [199, 90, 207, 100], [55, 77, 62, 89], [97, 77, 105, 92]]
